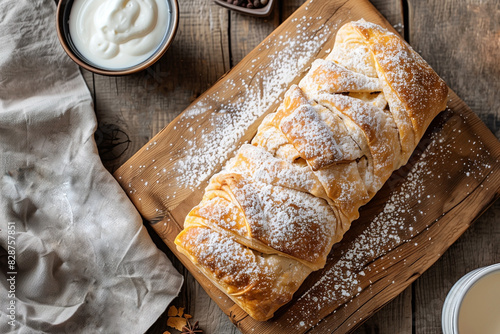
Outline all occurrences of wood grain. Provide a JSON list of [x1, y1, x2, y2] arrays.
[[112, 0, 500, 333]]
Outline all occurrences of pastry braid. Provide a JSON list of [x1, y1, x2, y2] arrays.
[[174, 20, 448, 321]]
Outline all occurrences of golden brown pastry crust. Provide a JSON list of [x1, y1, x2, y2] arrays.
[[175, 19, 448, 321]]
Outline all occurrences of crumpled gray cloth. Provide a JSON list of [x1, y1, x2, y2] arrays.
[[0, 1, 183, 333]]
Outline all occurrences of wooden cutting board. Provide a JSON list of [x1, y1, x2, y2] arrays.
[[114, 0, 500, 332]]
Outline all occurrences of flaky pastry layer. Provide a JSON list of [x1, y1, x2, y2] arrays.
[[175, 19, 448, 321]]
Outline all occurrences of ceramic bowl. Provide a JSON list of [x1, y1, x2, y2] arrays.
[[442, 263, 500, 334], [56, 0, 179, 76]]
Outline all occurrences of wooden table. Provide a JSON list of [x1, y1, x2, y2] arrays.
[[81, 0, 500, 333]]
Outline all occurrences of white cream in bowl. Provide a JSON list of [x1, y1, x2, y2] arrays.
[[69, 0, 170, 70]]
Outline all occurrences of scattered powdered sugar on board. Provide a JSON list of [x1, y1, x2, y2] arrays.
[[284, 111, 495, 329], [171, 17, 334, 190]]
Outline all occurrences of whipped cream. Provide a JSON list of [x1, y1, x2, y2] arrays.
[[69, 0, 170, 69]]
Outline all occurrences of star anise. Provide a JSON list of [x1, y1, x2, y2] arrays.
[[181, 320, 203, 334]]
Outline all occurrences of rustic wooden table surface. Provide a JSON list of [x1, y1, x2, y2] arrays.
[[81, 0, 500, 333]]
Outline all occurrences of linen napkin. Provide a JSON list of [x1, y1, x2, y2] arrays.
[[0, 0, 183, 333]]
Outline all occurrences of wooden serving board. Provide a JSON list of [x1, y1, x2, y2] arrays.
[[114, 0, 500, 332]]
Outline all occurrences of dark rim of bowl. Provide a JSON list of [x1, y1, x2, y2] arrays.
[[453, 265, 500, 332], [56, 0, 179, 76], [213, 0, 275, 17]]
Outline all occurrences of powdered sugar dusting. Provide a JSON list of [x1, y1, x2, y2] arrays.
[[204, 158, 337, 266], [116, 13, 498, 328], [280, 104, 345, 170], [226, 144, 327, 200], [173, 18, 334, 190], [285, 111, 495, 329]]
